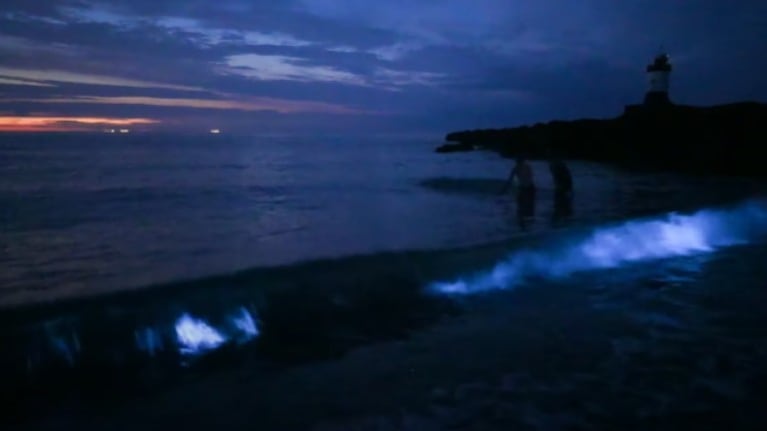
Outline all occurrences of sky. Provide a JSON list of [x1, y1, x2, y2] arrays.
[[0, 0, 765, 133]]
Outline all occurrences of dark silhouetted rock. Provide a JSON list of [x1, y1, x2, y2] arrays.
[[435, 142, 474, 153], [438, 102, 767, 176]]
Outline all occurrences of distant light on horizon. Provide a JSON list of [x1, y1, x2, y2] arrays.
[[0, 116, 158, 132], [119, 128, 130, 133], [210, 128, 221, 134]]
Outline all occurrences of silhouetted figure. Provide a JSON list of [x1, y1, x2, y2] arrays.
[[548, 155, 573, 224], [500, 156, 536, 228], [548, 157, 572, 194], [501, 156, 536, 193]]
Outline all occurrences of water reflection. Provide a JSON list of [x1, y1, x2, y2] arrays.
[[516, 188, 536, 229], [552, 190, 574, 225]]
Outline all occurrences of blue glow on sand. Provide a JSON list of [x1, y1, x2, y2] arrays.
[[175, 314, 227, 355], [430, 200, 767, 295]]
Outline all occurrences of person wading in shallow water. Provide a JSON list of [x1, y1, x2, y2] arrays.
[[500, 155, 535, 194], [549, 154, 574, 223], [500, 155, 536, 227], [548, 154, 573, 195]]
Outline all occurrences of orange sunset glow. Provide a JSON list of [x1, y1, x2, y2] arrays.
[[0, 116, 159, 132]]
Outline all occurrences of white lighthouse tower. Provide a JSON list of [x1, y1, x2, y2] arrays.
[[644, 53, 672, 106]]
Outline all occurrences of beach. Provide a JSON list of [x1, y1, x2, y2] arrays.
[[3, 134, 767, 430]]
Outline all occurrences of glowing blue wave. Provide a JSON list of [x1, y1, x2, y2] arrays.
[[175, 314, 227, 355], [230, 307, 260, 341], [174, 307, 260, 355], [26, 307, 262, 371], [429, 200, 767, 295]]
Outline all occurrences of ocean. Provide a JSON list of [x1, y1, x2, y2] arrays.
[[2, 133, 767, 430]]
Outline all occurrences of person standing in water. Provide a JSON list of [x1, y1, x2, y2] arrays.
[[548, 155, 573, 194], [501, 155, 536, 228], [500, 155, 535, 193], [548, 153, 573, 223]]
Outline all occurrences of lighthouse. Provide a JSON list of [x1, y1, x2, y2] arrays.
[[644, 53, 672, 106]]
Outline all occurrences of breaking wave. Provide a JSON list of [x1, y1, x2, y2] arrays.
[[429, 199, 767, 295], [4, 198, 767, 420]]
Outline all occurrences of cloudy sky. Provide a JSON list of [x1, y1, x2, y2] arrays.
[[0, 0, 765, 133]]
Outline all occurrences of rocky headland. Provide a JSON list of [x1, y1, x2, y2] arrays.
[[438, 102, 767, 176]]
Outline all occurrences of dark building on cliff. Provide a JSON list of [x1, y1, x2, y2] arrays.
[[624, 53, 673, 114], [644, 53, 673, 106]]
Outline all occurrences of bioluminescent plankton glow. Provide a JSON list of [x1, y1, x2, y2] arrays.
[[135, 327, 163, 356], [430, 200, 767, 295], [175, 313, 228, 355], [174, 308, 261, 355], [231, 307, 259, 341]]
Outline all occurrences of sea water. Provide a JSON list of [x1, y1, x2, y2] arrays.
[[2, 133, 761, 306], [2, 133, 767, 430]]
